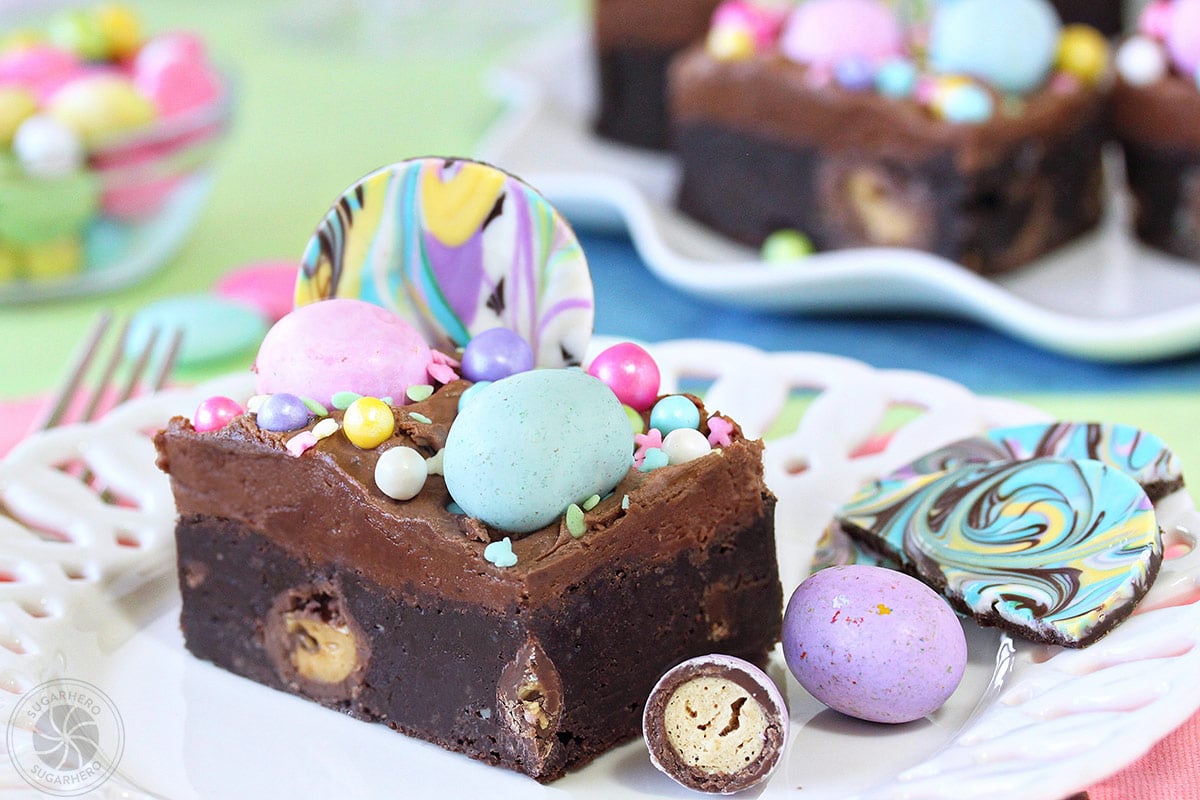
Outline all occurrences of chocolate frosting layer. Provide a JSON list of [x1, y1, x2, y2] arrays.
[[155, 382, 772, 614], [669, 47, 1109, 174], [1111, 74, 1200, 150], [593, 0, 720, 50]]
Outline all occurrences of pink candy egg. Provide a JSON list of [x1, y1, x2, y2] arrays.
[[1166, 0, 1200, 76], [779, 0, 903, 69], [254, 298, 434, 407], [1140, 0, 1174, 39], [133, 53, 220, 117], [587, 342, 661, 411], [133, 32, 208, 74], [0, 45, 86, 101], [193, 396, 243, 432]]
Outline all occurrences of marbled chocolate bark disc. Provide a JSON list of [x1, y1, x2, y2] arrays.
[[892, 422, 1183, 502], [296, 157, 593, 368], [836, 457, 1162, 648]]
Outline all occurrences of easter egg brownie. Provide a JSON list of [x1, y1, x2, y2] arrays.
[[154, 158, 782, 782], [668, 0, 1110, 274]]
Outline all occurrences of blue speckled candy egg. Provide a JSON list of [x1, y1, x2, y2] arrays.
[[929, 0, 1061, 95], [443, 369, 634, 533], [782, 564, 968, 724]]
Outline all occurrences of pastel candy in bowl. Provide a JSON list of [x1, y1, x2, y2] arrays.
[[295, 156, 594, 369], [0, 5, 233, 301]]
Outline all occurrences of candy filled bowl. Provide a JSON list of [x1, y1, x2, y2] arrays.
[[0, 6, 235, 303]]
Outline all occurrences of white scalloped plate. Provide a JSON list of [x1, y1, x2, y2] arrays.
[[476, 26, 1200, 363], [2, 340, 1200, 799]]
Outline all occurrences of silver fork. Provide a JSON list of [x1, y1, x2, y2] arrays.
[[34, 311, 183, 431]]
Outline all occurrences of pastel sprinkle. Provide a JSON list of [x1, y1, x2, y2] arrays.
[[762, 229, 814, 263], [876, 57, 918, 98], [624, 404, 646, 435], [621, 494, 630, 510], [431, 349, 460, 367], [301, 396, 329, 417], [707, 416, 735, 447], [343, 396, 395, 449], [331, 391, 361, 410], [634, 428, 665, 467], [285, 431, 319, 457], [566, 503, 586, 538], [247, 394, 267, 413], [427, 361, 458, 385], [639, 448, 669, 472], [650, 395, 701, 435], [312, 417, 340, 439], [406, 384, 435, 402], [484, 537, 518, 567], [192, 396, 243, 433], [409, 411, 433, 424], [582, 494, 601, 511], [426, 448, 445, 475]]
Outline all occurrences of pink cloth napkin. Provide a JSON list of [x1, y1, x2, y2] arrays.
[[1086, 715, 1200, 799], [0, 394, 1194, 798]]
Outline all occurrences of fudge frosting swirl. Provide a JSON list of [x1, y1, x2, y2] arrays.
[[837, 457, 1161, 645], [894, 422, 1182, 499]]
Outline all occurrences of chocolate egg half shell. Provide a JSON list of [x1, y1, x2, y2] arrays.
[[782, 564, 968, 724]]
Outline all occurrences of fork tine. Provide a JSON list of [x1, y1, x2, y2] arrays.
[[78, 316, 134, 424], [36, 312, 112, 431], [36, 313, 183, 432], [115, 325, 160, 408], [149, 328, 184, 392]]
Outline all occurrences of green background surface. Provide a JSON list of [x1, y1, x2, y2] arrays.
[[0, 0, 1198, 474]]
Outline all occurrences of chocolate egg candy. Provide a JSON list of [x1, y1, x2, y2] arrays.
[[643, 654, 788, 794], [929, 0, 1061, 95], [782, 564, 967, 724], [255, 297, 434, 407], [295, 157, 594, 371], [443, 369, 633, 533], [779, 0, 904, 69]]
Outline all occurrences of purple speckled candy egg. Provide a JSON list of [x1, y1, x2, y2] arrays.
[[254, 298, 434, 407], [782, 564, 967, 724]]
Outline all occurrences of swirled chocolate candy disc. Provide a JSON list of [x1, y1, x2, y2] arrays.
[[836, 457, 1162, 648], [295, 156, 593, 368], [892, 422, 1183, 501]]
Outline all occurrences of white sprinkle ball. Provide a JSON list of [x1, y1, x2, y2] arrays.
[[1116, 36, 1168, 87], [374, 446, 428, 500], [662, 427, 712, 465]]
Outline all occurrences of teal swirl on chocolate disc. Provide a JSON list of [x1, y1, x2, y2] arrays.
[[837, 458, 1161, 647], [892, 422, 1182, 500]]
